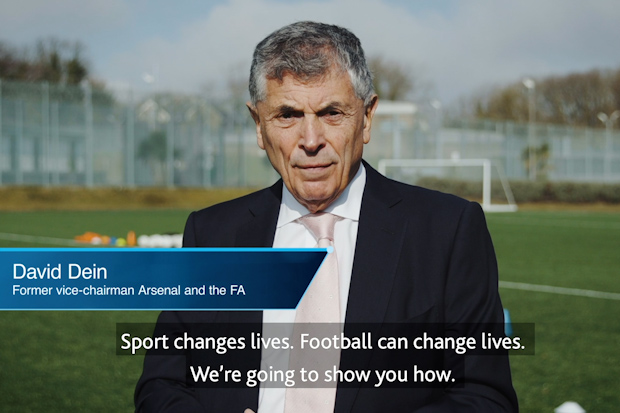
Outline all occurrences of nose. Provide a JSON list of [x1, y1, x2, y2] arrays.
[[299, 115, 325, 153]]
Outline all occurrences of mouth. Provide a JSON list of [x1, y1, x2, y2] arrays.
[[295, 162, 334, 177], [300, 163, 330, 169], [297, 163, 333, 171]]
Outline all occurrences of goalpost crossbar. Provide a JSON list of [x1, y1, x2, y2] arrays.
[[378, 158, 518, 213]]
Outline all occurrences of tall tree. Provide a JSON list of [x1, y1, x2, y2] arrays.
[[472, 68, 620, 128], [0, 38, 89, 85], [368, 56, 415, 101]]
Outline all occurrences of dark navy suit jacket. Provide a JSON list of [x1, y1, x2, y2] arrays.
[[135, 161, 518, 412]]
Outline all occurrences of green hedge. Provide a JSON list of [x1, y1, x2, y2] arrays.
[[416, 177, 620, 204]]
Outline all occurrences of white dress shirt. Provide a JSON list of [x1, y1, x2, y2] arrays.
[[257, 164, 367, 413]]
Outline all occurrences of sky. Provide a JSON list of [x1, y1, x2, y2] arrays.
[[2, 0, 620, 106]]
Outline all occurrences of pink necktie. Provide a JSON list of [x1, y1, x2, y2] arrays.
[[295, 212, 341, 323], [284, 212, 341, 413]]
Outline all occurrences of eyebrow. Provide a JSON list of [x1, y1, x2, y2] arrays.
[[317, 103, 345, 115], [274, 105, 299, 114], [274, 101, 348, 114]]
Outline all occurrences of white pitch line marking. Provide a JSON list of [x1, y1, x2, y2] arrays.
[[500, 281, 620, 301]]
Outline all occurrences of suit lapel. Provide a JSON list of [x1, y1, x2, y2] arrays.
[[235, 180, 282, 247], [345, 162, 406, 324], [337, 163, 407, 413]]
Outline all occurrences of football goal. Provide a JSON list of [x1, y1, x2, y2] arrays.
[[378, 158, 518, 212]]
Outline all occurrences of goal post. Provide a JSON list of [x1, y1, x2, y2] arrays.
[[378, 158, 518, 212]]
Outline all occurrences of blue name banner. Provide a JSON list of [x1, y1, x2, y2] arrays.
[[0, 248, 327, 310]]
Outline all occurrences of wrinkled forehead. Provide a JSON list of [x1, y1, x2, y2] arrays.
[[261, 68, 358, 108]]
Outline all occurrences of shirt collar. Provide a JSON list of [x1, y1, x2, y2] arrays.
[[277, 163, 366, 227]]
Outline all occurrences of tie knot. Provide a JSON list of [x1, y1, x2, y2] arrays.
[[298, 212, 340, 243]]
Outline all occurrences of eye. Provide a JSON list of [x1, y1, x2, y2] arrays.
[[278, 110, 302, 120], [322, 109, 343, 121]]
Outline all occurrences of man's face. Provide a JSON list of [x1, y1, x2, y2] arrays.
[[247, 69, 378, 213]]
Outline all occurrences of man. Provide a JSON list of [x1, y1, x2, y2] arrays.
[[136, 21, 518, 412]]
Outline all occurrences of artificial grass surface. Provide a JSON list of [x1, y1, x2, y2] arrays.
[[0, 208, 618, 412]]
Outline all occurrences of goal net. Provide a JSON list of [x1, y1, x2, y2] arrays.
[[378, 158, 518, 212]]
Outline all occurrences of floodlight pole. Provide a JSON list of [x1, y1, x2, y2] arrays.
[[125, 90, 135, 188], [482, 159, 492, 211], [16, 100, 23, 185], [203, 104, 213, 187], [51, 101, 60, 186], [431, 100, 443, 159], [597, 110, 620, 181], [42, 82, 50, 186], [392, 113, 401, 159], [167, 115, 175, 188], [522, 78, 536, 181], [82, 81, 94, 188]]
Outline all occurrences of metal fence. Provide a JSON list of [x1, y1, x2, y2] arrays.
[[1, 79, 619, 188], [436, 119, 620, 182]]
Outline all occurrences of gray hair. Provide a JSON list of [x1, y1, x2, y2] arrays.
[[249, 21, 375, 107]]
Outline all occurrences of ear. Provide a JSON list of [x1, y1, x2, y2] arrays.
[[362, 95, 379, 144], [246, 101, 265, 149]]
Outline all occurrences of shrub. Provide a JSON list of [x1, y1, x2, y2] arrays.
[[415, 178, 620, 204]]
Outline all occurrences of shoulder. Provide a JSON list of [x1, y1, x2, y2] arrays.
[[362, 163, 488, 246], [394, 177, 468, 206], [190, 185, 277, 223], [183, 182, 282, 247], [365, 162, 476, 218], [398, 179, 484, 234]]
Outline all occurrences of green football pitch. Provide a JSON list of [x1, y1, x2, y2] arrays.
[[0, 208, 618, 412]]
